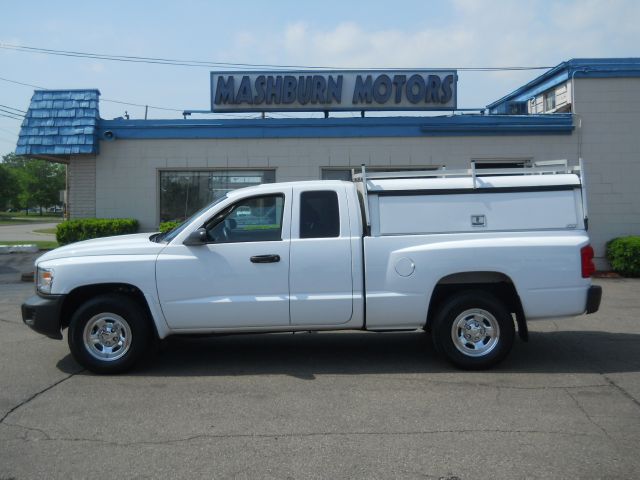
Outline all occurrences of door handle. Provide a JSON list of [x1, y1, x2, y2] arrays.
[[250, 254, 280, 263]]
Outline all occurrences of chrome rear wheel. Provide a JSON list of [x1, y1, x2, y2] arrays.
[[451, 308, 500, 358], [433, 291, 515, 370]]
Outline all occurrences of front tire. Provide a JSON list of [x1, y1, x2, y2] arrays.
[[432, 291, 515, 370], [68, 294, 151, 374]]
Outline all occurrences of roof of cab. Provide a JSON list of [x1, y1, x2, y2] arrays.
[[224, 180, 351, 199]]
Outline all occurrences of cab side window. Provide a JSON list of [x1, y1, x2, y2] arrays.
[[300, 191, 340, 238], [206, 194, 284, 243]]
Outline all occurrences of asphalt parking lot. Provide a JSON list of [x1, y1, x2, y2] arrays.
[[1, 267, 639, 479]]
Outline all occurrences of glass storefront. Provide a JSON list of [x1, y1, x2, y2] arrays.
[[159, 170, 275, 222]]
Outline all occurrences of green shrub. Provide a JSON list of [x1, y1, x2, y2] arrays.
[[56, 218, 139, 246], [159, 221, 180, 233], [606, 236, 640, 277]]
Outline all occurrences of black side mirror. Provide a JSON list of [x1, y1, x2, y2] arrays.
[[183, 227, 207, 246]]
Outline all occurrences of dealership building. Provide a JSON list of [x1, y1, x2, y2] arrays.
[[15, 58, 640, 267]]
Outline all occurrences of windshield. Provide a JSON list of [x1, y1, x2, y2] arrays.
[[158, 195, 228, 243]]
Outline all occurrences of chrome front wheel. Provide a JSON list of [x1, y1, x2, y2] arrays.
[[68, 294, 151, 374], [83, 313, 132, 362]]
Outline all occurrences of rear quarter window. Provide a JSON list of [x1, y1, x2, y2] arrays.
[[300, 191, 340, 238]]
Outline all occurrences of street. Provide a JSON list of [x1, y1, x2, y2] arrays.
[[0, 222, 57, 243], [1, 276, 639, 479]]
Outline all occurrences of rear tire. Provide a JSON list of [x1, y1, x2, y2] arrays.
[[68, 294, 151, 374], [432, 291, 515, 370]]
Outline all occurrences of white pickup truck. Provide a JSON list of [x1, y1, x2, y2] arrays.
[[22, 163, 601, 373]]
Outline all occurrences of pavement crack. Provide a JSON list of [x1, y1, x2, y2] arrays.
[[0, 368, 84, 424], [601, 374, 640, 410], [415, 379, 610, 391], [2, 427, 602, 448], [2, 421, 52, 441], [564, 388, 613, 441]]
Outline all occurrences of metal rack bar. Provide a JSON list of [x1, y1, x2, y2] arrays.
[[360, 164, 371, 228], [579, 157, 589, 230], [352, 162, 578, 181]]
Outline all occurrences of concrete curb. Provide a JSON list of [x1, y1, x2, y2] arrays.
[[0, 244, 39, 254]]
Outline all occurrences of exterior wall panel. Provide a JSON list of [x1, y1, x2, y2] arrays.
[[574, 77, 640, 267], [94, 134, 578, 232], [68, 156, 96, 218]]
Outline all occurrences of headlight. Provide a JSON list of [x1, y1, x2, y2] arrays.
[[36, 267, 54, 294]]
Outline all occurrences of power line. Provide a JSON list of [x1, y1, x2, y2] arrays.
[[0, 107, 25, 118], [0, 43, 337, 70], [99, 98, 182, 112], [0, 76, 43, 89], [0, 112, 23, 120], [0, 75, 267, 119], [0, 103, 26, 114], [0, 42, 555, 72], [0, 75, 184, 113], [0, 112, 23, 121]]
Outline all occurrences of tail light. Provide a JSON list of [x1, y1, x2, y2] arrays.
[[581, 245, 595, 278]]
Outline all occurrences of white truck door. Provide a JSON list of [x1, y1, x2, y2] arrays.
[[289, 186, 354, 325], [156, 191, 291, 330]]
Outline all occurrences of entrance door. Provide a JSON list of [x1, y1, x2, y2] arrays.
[[156, 191, 291, 330], [289, 186, 354, 325]]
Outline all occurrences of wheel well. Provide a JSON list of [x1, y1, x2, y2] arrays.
[[60, 283, 157, 337], [427, 272, 527, 340]]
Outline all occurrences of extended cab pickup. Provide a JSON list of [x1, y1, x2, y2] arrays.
[[22, 164, 601, 373]]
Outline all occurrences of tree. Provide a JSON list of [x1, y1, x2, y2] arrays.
[[1, 153, 66, 215], [0, 163, 20, 210]]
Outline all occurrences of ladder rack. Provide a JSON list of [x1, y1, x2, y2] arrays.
[[352, 160, 579, 182]]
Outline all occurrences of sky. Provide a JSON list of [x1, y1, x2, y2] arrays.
[[1, 0, 639, 155]]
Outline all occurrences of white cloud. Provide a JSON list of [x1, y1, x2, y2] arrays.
[[226, 0, 639, 105], [234, 31, 255, 49], [89, 62, 105, 73]]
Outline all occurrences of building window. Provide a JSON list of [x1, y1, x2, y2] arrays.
[[472, 159, 532, 176], [321, 166, 440, 181], [159, 170, 275, 223], [321, 169, 353, 181], [473, 159, 530, 170], [544, 91, 556, 111]]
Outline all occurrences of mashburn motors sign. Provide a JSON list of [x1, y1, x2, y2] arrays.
[[210, 70, 457, 112]]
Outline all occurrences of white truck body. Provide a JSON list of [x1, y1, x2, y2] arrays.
[[23, 163, 601, 372]]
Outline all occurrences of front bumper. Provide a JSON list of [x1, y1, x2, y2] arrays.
[[21, 294, 66, 340], [585, 285, 602, 314]]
